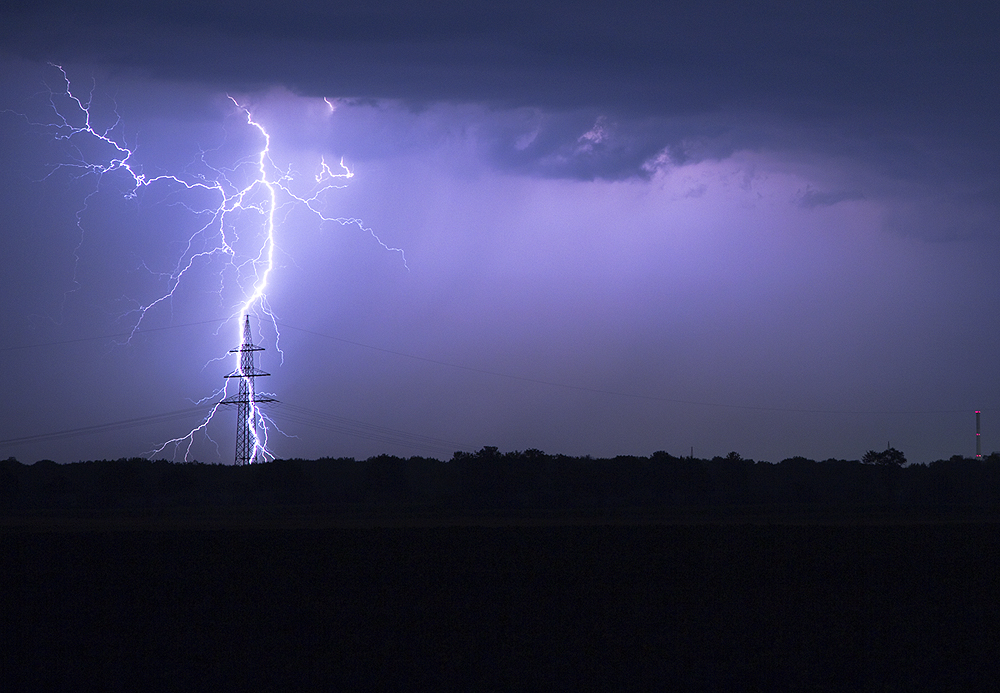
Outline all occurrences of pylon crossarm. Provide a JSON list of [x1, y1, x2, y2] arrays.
[[219, 316, 277, 465], [224, 367, 272, 378]]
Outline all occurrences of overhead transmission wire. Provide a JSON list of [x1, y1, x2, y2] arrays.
[[1, 319, 473, 456], [271, 403, 474, 457], [0, 407, 210, 447], [1, 403, 472, 456], [274, 322, 987, 416], [0, 318, 230, 353], [6, 317, 993, 415], [2, 317, 991, 454]]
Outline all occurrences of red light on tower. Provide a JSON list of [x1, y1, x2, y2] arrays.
[[976, 411, 982, 459]]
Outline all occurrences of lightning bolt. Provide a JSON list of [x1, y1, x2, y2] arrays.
[[17, 64, 407, 463]]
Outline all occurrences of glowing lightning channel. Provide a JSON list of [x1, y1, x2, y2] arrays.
[[19, 65, 406, 463]]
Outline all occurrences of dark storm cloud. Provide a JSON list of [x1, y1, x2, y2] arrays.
[[4, 1, 997, 115], [4, 0, 998, 207]]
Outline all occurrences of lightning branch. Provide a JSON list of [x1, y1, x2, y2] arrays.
[[16, 64, 406, 463]]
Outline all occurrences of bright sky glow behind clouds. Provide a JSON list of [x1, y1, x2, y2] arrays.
[[1, 0, 998, 464]]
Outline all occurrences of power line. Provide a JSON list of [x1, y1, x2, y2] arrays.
[[0, 403, 473, 458], [5, 317, 992, 417], [1, 318, 230, 353], [273, 402, 475, 456], [0, 406, 211, 447], [275, 322, 989, 416]]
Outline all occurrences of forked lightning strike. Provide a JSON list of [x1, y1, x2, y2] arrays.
[[22, 65, 406, 463]]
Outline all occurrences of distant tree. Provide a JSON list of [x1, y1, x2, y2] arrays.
[[725, 451, 743, 462], [863, 447, 907, 466], [882, 447, 906, 466], [780, 456, 816, 466], [475, 446, 500, 460]]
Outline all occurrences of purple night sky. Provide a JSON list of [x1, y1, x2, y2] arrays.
[[1, 1, 998, 464]]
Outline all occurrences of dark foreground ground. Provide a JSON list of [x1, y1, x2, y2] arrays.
[[3, 512, 997, 691]]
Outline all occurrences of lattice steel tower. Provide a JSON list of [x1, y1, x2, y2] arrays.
[[221, 316, 276, 465]]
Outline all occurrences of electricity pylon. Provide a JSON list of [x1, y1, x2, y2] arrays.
[[220, 316, 276, 465]]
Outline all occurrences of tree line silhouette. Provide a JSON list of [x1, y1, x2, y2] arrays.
[[3, 446, 999, 514]]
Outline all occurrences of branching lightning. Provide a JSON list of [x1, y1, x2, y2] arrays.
[[19, 64, 406, 463]]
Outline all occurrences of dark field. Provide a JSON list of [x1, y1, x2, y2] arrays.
[[3, 516, 998, 691]]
